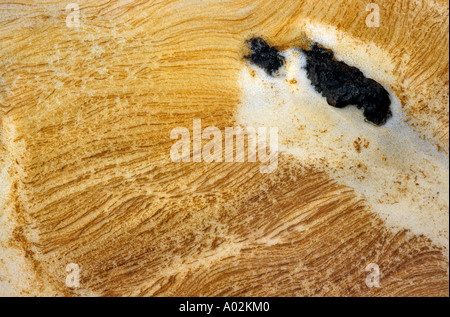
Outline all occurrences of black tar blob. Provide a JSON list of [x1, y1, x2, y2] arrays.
[[302, 44, 391, 126], [245, 38, 285, 76]]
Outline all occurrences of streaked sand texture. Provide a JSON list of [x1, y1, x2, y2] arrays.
[[0, 0, 448, 296]]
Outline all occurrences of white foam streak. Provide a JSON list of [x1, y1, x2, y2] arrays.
[[237, 43, 449, 254]]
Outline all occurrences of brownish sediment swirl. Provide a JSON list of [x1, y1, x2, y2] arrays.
[[0, 0, 448, 296]]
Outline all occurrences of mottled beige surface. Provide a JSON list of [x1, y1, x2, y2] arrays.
[[0, 0, 448, 296]]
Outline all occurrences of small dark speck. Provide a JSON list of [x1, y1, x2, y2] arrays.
[[245, 37, 285, 76]]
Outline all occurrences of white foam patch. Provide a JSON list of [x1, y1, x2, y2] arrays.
[[237, 30, 449, 255]]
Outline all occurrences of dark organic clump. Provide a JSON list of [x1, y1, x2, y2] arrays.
[[245, 37, 285, 76], [302, 44, 391, 126]]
